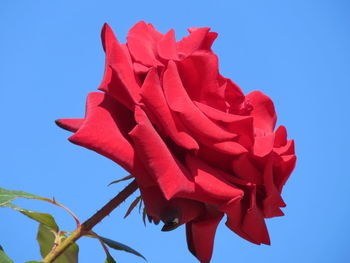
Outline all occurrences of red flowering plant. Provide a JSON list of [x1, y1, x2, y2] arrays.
[[54, 21, 296, 263]]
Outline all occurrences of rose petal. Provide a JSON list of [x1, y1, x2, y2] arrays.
[[241, 204, 271, 245], [177, 27, 210, 56], [185, 154, 243, 205], [222, 199, 258, 244], [157, 29, 180, 61], [55, 118, 84, 132], [243, 186, 270, 245], [127, 21, 163, 67], [195, 101, 254, 148], [262, 156, 286, 218], [223, 189, 270, 245], [274, 139, 295, 156], [141, 68, 199, 150], [253, 133, 275, 157], [194, 101, 250, 123], [232, 154, 263, 185], [67, 92, 151, 185], [139, 185, 168, 221], [163, 60, 236, 142], [274, 125, 287, 147], [224, 78, 246, 110], [274, 154, 297, 192], [246, 91, 277, 133], [129, 106, 195, 200], [133, 62, 150, 74], [187, 27, 218, 50], [186, 209, 224, 263], [99, 23, 141, 109], [197, 144, 236, 173], [207, 140, 248, 155], [177, 52, 227, 111]]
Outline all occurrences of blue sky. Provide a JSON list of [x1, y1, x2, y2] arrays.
[[0, 0, 349, 262]]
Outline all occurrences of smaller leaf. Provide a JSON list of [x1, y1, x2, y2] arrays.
[[104, 253, 117, 263], [37, 224, 79, 263], [37, 224, 57, 259], [4, 203, 59, 231], [0, 245, 14, 263], [0, 187, 49, 206], [99, 236, 146, 261], [124, 196, 141, 218], [108, 175, 133, 186], [0, 187, 80, 226]]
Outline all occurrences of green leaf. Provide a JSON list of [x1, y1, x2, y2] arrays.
[[0, 187, 49, 206], [104, 254, 117, 263], [37, 224, 79, 263], [0, 245, 14, 263], [4, 203, 59, 231], [99, 236, 146, 261]]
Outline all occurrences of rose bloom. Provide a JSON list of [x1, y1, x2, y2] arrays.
[[57, 21, 296, 263]]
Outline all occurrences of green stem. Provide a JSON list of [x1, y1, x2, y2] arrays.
[[42, 179, 138, 262]]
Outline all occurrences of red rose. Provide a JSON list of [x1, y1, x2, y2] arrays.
[[56, 21, 296, 263]]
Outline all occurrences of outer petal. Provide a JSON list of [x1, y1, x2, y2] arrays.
[[99, 23, 141, 109], [274, 154, 297, 192], [244, 186, 270, 245], [246, 91, 277, 133], [274, 139, 295, 156], [273, 125, 296, 156], [127, 21, 163, 67], [163, 60, 236, 142], [222, 188, 270, 245], [177, 27, 211, 56], [55, 118, 84, 132], [241, 203, 271, 245], [186, 209, 224, 263], [253, 133, 275, 157], [224, 78, 253, 115], [157, 29, 180, 61], [184, 154, 243, 205], [187, 27, 218, 50], [224, 78, 244, 104], [262, 156, 286, 218], [129, 106, 195, 200], [140, 68, 198, 150], [67, 92, 151, 186], [221, 199, 255, 243], [274, 125, 287, 147]]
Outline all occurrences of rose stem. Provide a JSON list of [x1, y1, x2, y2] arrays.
[[42, 179, 138, 263]]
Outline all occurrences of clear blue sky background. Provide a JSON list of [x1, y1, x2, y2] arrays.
[[0, 1, 349, 262]]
